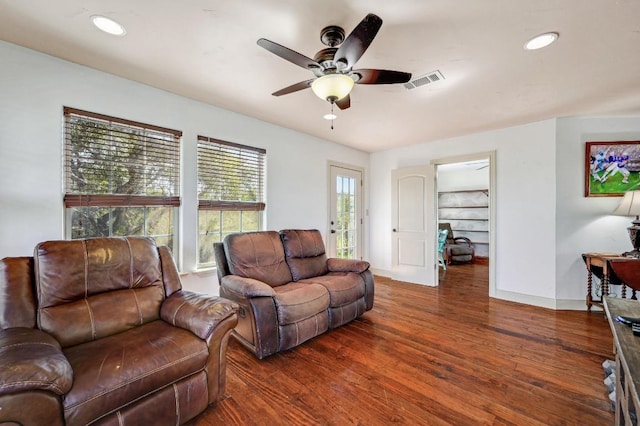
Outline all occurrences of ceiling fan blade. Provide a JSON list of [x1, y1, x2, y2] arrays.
[[353, 69, 412, 84], [336, 94, 351, 110], [334, 14, 383, 70], [271, 79, 315, 96], [257, 38, 321, 71]]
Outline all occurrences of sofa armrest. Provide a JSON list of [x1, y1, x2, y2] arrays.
[[220, 275, 276, 298], [327, 258, 370, 273], [0, 328, 72, 396], [160, 291, 238, 340], [454, 237, 473, 246]]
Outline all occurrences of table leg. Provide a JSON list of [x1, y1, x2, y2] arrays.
[[622, 284, 627, 299], [587, 270, 593, 311]]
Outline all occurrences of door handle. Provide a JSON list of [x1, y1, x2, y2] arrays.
[[331, 229, 336, 234], [392, 228, 397, 232]]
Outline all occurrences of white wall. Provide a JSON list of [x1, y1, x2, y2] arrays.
[[555, 117, 640, 304], [4, 41, 639, 308], [0, 41, 369, 294], [437, 166, 489, 192], [370, 120, 559, 306]]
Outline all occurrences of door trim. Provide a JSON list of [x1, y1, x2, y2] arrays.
[[432, 151, 496, 296]]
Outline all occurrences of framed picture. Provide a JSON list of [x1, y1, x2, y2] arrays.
[[585, 141, 640, 197]]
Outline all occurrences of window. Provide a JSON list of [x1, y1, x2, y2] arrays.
[[63, 107, 181, 253], [197, 135, 266, 267]]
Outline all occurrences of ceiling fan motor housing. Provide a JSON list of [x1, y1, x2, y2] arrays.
[[320, 25, 345, 47], [313, 48, 338, 70]]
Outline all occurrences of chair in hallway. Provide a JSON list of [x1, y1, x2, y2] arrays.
[[439, 222, 475, 264]]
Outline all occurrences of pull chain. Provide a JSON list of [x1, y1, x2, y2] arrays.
[[331, 102, 334, 130]]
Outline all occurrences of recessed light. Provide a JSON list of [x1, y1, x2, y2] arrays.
[[323, 113, 337, 120], [91, 15, 126, 36], [524, 32, 558, 50]]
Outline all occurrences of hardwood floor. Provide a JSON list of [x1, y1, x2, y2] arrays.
[[191, 262, 615, 425]]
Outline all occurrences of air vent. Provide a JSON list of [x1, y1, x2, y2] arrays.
[[403, 70, 445, 90]]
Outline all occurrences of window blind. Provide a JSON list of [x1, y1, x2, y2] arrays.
[[197, 135, 266, 211], [63, 107, 181, 207]]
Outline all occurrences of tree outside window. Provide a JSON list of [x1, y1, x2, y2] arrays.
[[197, 136, 265, 267], [63, 107, 181, 255]]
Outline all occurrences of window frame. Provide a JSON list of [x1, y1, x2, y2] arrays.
[[196, 135, 266, 268], [62, 107, 182, 256]]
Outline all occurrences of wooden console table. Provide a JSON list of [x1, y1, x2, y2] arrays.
[[582, 253, 628, 310], [604, 296, 640, 425]]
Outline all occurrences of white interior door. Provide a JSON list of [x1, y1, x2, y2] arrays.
[[328, 164, 363, 259], [391, 166, 436, 285]]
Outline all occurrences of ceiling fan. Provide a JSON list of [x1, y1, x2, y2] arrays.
[[257, 13, 412, 110]]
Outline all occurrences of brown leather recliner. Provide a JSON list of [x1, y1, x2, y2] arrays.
[[214, 229, 374, 359], [0, 237, 238, 426]]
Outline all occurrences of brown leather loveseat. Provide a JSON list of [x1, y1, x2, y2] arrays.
[[214, 229, 374, 359], [0, 237, 238, 426]]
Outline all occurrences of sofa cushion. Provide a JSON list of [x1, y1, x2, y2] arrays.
[[280, 229, 328, 281], [299, 272, 365, 307], [224, 231, 293, 287], [272, 282, 329, 325], [62, 320, 208, 426], [34, 237, 165, 347]]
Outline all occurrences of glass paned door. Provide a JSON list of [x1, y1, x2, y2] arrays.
[[329, 165, 362, 259]]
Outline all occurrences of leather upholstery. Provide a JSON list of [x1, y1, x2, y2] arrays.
[[0, 236, 238, 426], [0, 328, 72, 396], [0, 257, 37, 328], [280, 229, 329, 280], [327, 257, 369, 273], [216, 229, 374, 359], [224, 231, 293, 286], [0, 391, 65, 426], [299, 273, 364, 307], [272, 282, 329, 324], [62, 321, 208, 426], [35, 238, 165, 348]]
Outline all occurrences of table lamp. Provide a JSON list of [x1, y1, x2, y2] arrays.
[[613, 190, 640, 258]]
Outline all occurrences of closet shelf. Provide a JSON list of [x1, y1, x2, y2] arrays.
[[439, 218, 488, 221], [438, 189, 489, 258], [439, 205, 488, 209]]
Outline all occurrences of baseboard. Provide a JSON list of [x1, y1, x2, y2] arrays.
[[370, 268, 391, 278], [555, 299, 600, 311], [371, 267, 591, 311], [494, 289, 593, 311]]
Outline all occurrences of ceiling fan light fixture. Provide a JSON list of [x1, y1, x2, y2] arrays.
[[91, 15, 126, 36], [311, 74, 354, 102], [524, 32, 558, 50]]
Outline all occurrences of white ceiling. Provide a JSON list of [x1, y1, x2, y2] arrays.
[[1, 1, 639, 153]]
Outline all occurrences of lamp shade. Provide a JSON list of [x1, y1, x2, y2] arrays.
[[311, 74, 354, 102], [613, 190, 640, 217]]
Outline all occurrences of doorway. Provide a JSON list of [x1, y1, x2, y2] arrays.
[[433, 152, 495, 295], [327, 163, 363, 259]]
